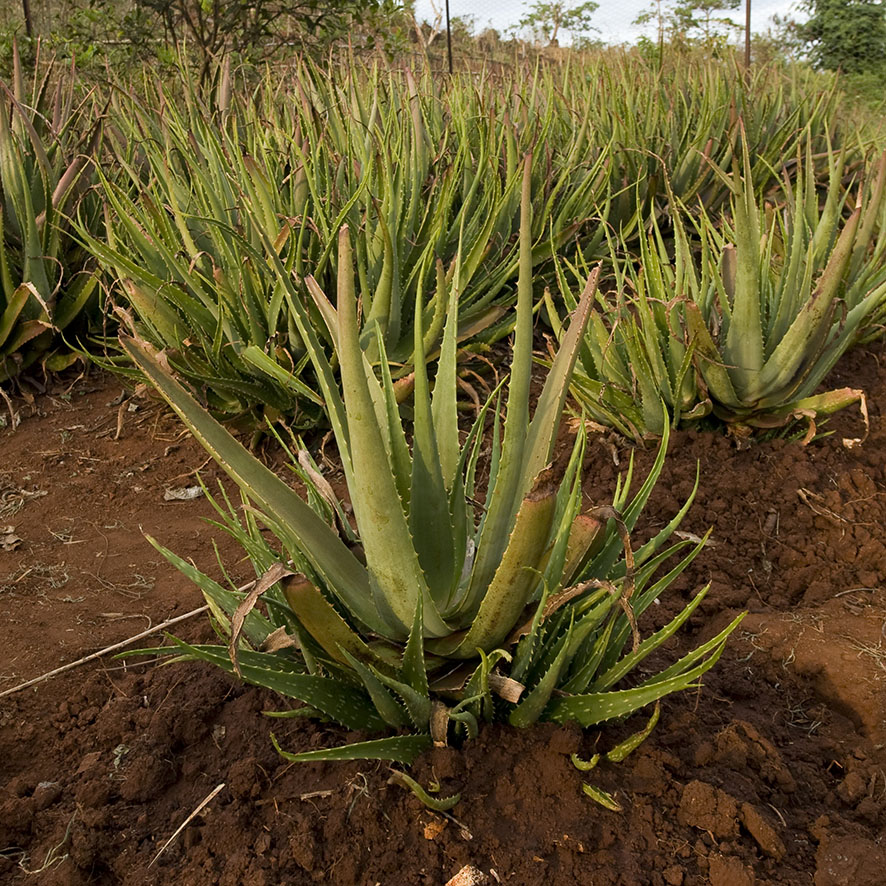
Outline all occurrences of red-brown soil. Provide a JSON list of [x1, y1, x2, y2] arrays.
[[1, 348, 885, 886]]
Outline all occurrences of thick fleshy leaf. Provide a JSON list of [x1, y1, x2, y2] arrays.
[[282, 575, 376, 666], [389, 770, 461, 811], [590, 586, 711, 692], [509, 621, 573, 727], [606, 702, 660, 762], [331, 227, 449, 638], [442, 468, 559, 657], [458, 158, 533, 609], [752, 203, 861, 402], [408, 286, 457, 602], [168, 639, 386, 732], [430, 269, 461, 488], [545, 617, 740, 727], [522, 265, 599, 491], [272, 732, 431, 764], [339, 649, 410, 728], [722, 134, 764, 392]]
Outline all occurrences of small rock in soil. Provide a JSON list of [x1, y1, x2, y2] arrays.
[[163, 485, 205, 501], [445, 865, 489, 886]]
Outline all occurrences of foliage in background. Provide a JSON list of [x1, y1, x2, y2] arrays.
[[0, 0, 414, 77], [633, 0, 742, 52], [0, 45, 102, 384], [517, 1, 600, 46], [138, 0, 410, 74], [794, 0, 886, 75], [123, 173, 740, 766]]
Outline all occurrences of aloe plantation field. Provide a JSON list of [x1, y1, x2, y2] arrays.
[[1, 46, 886, 885]]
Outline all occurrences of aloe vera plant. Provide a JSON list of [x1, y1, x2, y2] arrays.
[[554, 53, 849, 244], [683, 139, 886, 429], [552, 137, 886, 438], [546, 225, 708, 441], [123, 165, 741, 763], [77, 73, 326, 425], [0, 46, 102, 384]]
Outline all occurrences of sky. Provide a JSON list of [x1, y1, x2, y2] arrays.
[[412, 0, 802, 46]]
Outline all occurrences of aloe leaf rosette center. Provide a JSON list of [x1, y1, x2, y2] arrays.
[[122, 160, 741, 764]]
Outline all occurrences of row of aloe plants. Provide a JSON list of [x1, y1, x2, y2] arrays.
[[85, 57, 620, 424], [90, 55, 885, 435], [2, 49, 885, 443], [0, 43, 103, 385]]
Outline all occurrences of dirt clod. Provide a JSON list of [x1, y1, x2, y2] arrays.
[[709, 855, 755, 886], [739, 802, 786, 860], [677, 780, 740, 839]]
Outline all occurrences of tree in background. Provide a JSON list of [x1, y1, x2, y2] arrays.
[[0, 0, 411, 72], [674, 0, 741, 43], [139, 0, 408, 64], [411, 1, 478, 55], [792, 0, 886, 73], [634, 0, 666, 49], [633, 0, 741, 49], [517, 1, 599, 46]]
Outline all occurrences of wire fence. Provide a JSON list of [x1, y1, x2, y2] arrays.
[[0, 0, 791, 45], [414, 0, 789, 48], [0, 0, 801, 77]]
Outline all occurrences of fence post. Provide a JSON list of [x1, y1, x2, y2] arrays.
[[445, 0, 453, 74], [744, 0, 751, 69]]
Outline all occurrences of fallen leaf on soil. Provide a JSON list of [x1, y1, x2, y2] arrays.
[[424, 818, 445, 840], [163, 485, 205, 502], [444, 865, 488, 886], [1, 526, 21, 551]]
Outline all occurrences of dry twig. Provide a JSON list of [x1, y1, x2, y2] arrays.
[[149, 783, 225, 866], [0, 605, 208, 699]]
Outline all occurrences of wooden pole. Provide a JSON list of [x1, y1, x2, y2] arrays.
[[21, 0, 33, 38], [445, 0, 453, 74], [744, 0, 751, 69]]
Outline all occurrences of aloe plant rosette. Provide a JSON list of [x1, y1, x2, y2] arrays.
[[123, 164, 741, 764], [0, 47, 102, 384], [550, 138, 886, 440], [682, 141, 886, 430]]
